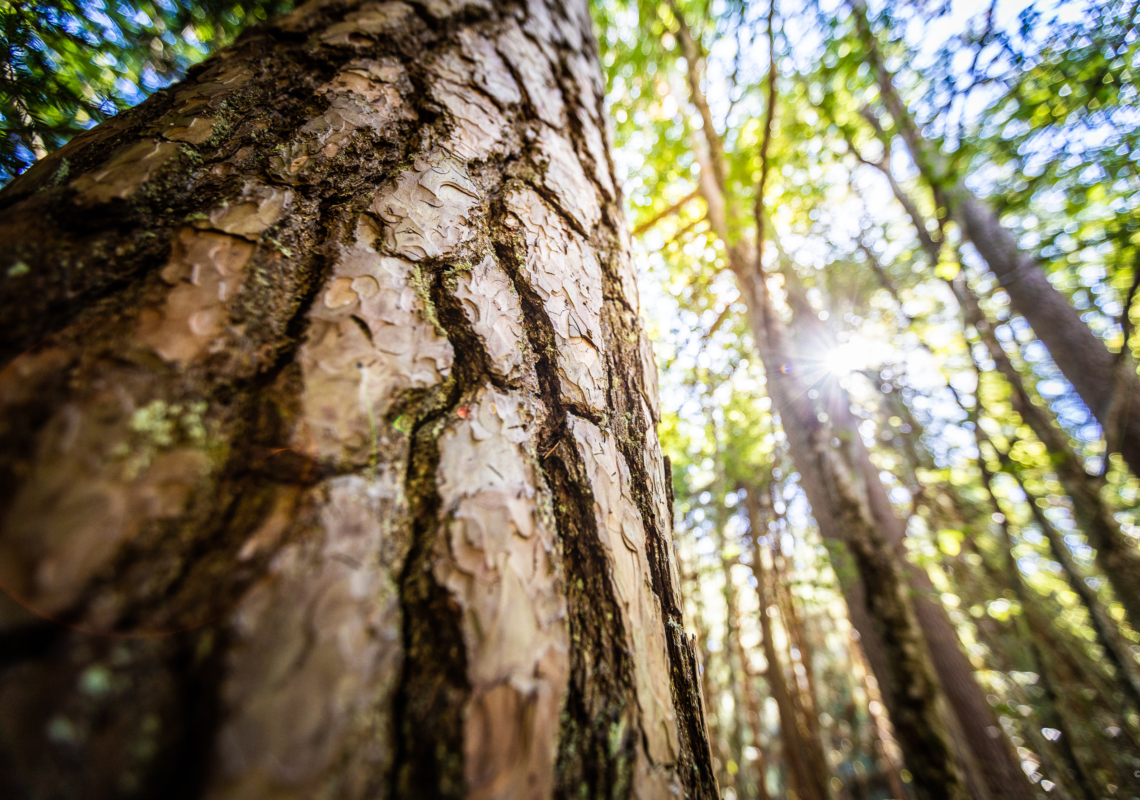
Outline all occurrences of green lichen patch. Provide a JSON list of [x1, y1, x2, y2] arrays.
[[113, 399, 212, 478]]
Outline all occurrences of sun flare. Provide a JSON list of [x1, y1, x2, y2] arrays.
[[822, 341, 867, 376], [822, 337, 895, 377]]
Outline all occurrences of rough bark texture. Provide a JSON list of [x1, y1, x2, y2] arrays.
[[0, 1, 717, 798]]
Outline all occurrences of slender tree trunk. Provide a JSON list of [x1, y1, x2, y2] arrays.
[[744, 490, 830, 800], [689, 564, 726, 779], [848, 641, 911, 800], [863, 203, 1126, 800], [973, 460, 1101, 800], [731, 599, 774, 800], [848, 0, 1140, 480], [723, 559, 769, 800], [715, 520, 747, 795], [957, 359, 1140, 734], [0, 2, 718, 798], [771, 530, 825, 750], [857, 134, 1140, 628], [792, 269, 1033, 800], [1008, 466, 1140, 720]]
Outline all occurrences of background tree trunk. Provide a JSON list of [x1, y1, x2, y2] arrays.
[[745, 490, 831, 800], [950, 273, 1140, 628], [0, 1, 717, 798], [733, 265, 969, 800]]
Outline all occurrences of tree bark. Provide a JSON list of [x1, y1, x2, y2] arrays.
[[0, 1, 717, 798]]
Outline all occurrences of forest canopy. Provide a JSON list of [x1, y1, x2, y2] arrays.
[[4, 0, 1140, 796], [0, 0, 289, 177]]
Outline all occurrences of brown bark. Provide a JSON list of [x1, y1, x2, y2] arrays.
[[0, 1, 717, 798], [857, 255, 1071, 800], [848, 0, 1140, 481]]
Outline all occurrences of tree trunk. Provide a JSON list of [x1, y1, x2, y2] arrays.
[[771, 520, 825, 751], [856, 131, 1140, 630], [744, 490, 831, 800], [734, 266, 969, 800], [715, 520, 748, 795], [848, 639, 911, 800], [973, 458, 1101, 800], [731, 598, 774, 800], [671, 17, 992, 796], [0, 1, 718, 798], [1008, 465, 1140, 726], [953, 195, 1140, 480]]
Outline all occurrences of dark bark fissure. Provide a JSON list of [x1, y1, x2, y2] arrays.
[[605, 318, 718, 798], [490, 209, 643, 796], [30, 172, 359, 638], [392, 417, 470, 799], [0, 39, 343, 368], [385, 248, 485, 797], [547, 452, 641, 799], [495, 92, 715, 786]]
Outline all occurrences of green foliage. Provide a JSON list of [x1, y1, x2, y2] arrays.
[[0, 0, 291, 180]]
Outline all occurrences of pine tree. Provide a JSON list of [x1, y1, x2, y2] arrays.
[[0, 1, 717, 797]]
